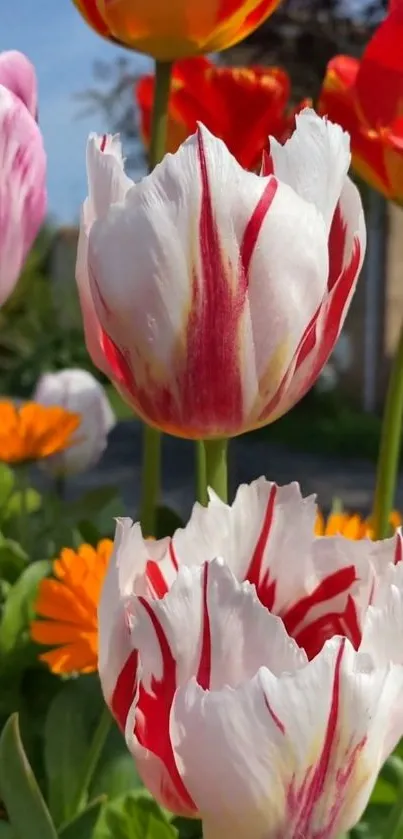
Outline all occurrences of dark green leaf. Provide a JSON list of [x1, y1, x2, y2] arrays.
[[44, 681, 93, 826], [58, 796, 106, 839], [0, 559, 51, 666], [0, 537, 29, 583], [155, 506, 184, 539], [0, 714, 58, 839], [90, 721, 142, 801], [172, 818, 202, 839], [94, 792, 178, 839]]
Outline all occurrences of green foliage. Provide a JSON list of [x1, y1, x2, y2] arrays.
[[95, 793, 178, 839]]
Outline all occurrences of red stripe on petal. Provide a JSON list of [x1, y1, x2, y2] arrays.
[[264, 694, 285, 734], [293, 639, 345, 834], [295, 595, 361, 660], [146, 560, 169, 599], [328, 200, 347, 291], [245, 484, 277, 610], [240, 177, 278, 279], [394, 532, 403, 565], [179, 128, 247, 434], [111, 649, 139, 731], [283, 566, 357, 636], [135, 598, 196, 812], [196, 563, 212, 689]]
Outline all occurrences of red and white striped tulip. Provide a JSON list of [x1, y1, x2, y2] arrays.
[[0, 52, 46, 308], [85, 110, 365, 439], [98, 479, 403, 839]]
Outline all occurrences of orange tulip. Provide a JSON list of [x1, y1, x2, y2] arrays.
[[319, 1, 403, 201], [72, 0, 282, 61], [136, 57, 308, 170]]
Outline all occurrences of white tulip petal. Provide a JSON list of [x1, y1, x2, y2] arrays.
[[171, 638, 403, 839], [268, 108, 351, 233]]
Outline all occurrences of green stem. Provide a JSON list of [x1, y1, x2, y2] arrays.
[[55, 474, 65, 501], [17, 465, 30, 552], [372, 319, 403, 539], [139, 425, 162, 537], [149, 60, 173, 171], [139, 59, 173, 536], [71, 705, 111, 816], [382, 776, 403, 839], [196, 441, 207, 505], [202, 439, 228, 503]]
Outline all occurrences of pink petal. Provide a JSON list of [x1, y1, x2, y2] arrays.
[[0, 85, 46, 307], [0, 51, 37, 117]]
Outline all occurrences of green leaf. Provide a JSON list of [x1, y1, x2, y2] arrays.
[[95, 792, 178, 839], [0, 559, 50, 666], [44, 682, 91, 826], [3, 488, 42, 520], [155, 506, 184, 539], [0, 714, 58, 839], [90, 721, 142, 801], [0, 537, 29, 583], [0, 823, 16, 839], [58, 797, 106, 839]]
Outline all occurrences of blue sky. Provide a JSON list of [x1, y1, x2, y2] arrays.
[[1, 1, 152, 223]]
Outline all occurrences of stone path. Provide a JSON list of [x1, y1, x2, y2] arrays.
[[50, 420, 403, 518]]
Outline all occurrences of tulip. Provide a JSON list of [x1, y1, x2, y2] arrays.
[[76, 134, 134, 400], [72, 0, 282, 61], [319, 1, 403, 201], [0, 56, 46, 308], [98, 477, 403, 838], [85, 110, 365, 440], [0, 50, 37, 117], [136, 57, 308, 170], [33, 369, 115, 475]]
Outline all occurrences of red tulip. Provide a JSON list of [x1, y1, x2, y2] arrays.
[[319, 1, 403, 201], [136, 57, 307, 170]]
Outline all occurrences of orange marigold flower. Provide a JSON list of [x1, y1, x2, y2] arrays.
[[31, 539, 113, 674], [0, 401, 80, 464], [315, 510, 402, 539]]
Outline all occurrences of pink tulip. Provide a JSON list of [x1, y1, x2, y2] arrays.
[[98, 479, 403, 838], [0, 53, 46, 307], [83, 110, 366, 439], [0, 51, 37, 117]]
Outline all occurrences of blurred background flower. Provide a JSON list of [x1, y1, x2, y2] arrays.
[[72, 0, 282, 60], [136, 56, 309, 170], [0, 50, 46, 308], [33, 368, 116, 476], [31, 538, 113, 673], [0, 401, 80, 464], [319, 1, 403, 202], [315, 508, 402, 538]]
